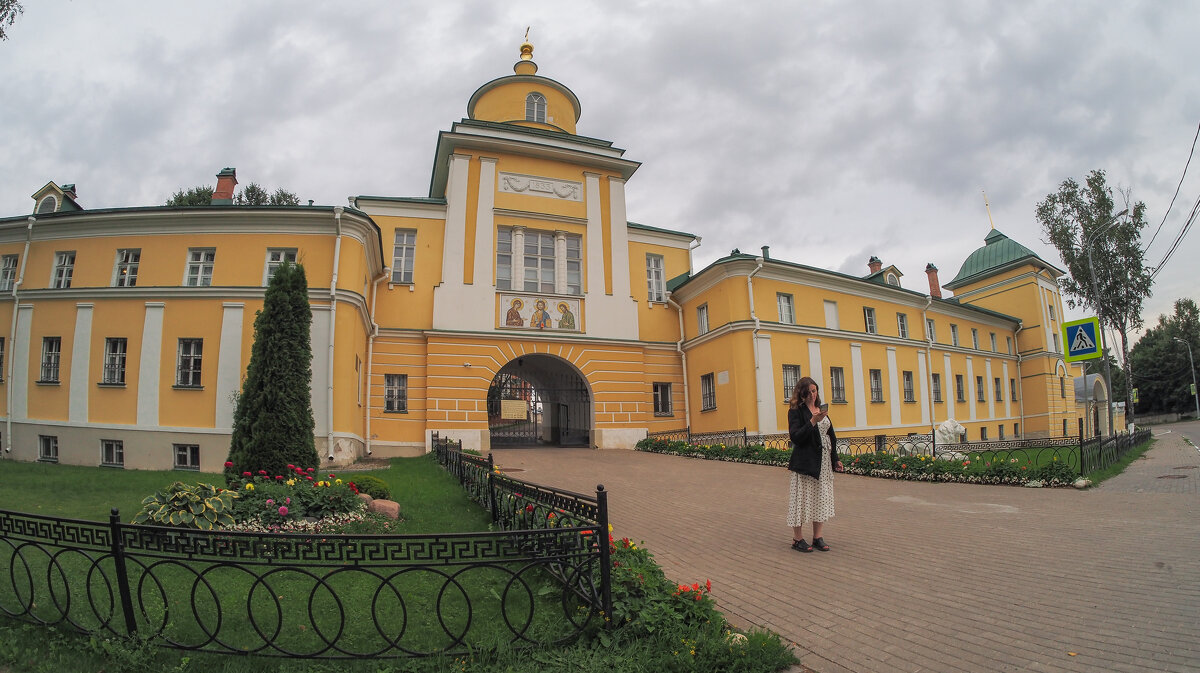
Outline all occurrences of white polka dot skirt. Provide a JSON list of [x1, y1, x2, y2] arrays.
[[787, 417, 836, 526]]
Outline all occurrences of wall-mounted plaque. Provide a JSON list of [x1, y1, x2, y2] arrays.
[[498, 172, 583, 202]]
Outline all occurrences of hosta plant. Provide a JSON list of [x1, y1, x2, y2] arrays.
[[131, 482, 238, 530]]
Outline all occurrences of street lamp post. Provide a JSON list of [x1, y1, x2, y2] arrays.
[[1174, 337, 1200, 420], [1081, 208, 1128, 437]]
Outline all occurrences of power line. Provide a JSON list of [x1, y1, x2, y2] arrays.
[[1149, 190, 1200, 281], [1146, 118, 1200, 252]]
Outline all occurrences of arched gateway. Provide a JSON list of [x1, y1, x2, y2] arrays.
[[486, 354, 592, 447]]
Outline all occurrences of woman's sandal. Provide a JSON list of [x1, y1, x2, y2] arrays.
[[791, 538, 813, 553], [812, 537, 830, 552]]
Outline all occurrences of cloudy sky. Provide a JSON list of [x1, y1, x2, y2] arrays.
[[2, 1, 1197, 341]]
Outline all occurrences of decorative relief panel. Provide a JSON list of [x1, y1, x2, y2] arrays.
[[498, 172, 583, 202], [499, 293, 582, 332]]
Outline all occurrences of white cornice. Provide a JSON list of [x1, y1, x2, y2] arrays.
[[437, 133, 639, 180], [493, 208, 588, 228], [628, 229, 694, 249], [453, 124, 625, 159], [356, 200, 447, 220]]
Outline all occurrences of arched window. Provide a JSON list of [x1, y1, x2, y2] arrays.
[[37, 195, 58, 214], [885, 273, 899, 286], [525, 92, 547, 123]]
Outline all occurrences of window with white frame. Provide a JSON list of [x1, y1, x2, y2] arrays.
[[1006, 336, 1013, 354], [926, 318, 936, 343], [869, 369, 883, 402], [103, 338, 127, 384], [646, 254, 666, 303], [700, 373, 716, 411], [185, 249, 215, 287], [176, 339, 203, 387], [113, 249, 140, 287], [652, 382, 673, 415], [697, 304, 709, 335], [951, 324, 959, 346], [830, 367, 846, 403], [994, 377, 1003, 401], [496, 229, 513, 290], [1014, 422, 1019, 438], [1063, 419, 1069, 436], [39, 435, 58, 462], [52, 251, 75, 289], [903, 370, 915, 402], [565, 235, 581, 294], [0, 254, 16, 292], [392, 230, 416, 283], [525, 92, 547, 123], [1060, 377, 1066, 398], [897, 313, 909, 338], [37, 195, 57, 214], [174, 444, 200, 470], [1048, 303, 1056, 321], [385, 373, 407, 412], [40, 337, 61, 382], [990, 333, 997, 352], [976, 376, 986, 402], [1010, 378, 1018, 401], [823, 300, 839, 329], [955, 374, 965, 402], [971, 328, 980, 350], [778, 293, 795, 324], [782, 364, 801, 400], [931, 373, 942, 402], [863, 307, 877, 334], [524, 230, 556, 293], [101, 439, 124, 467], [264, 248, 298, 285]]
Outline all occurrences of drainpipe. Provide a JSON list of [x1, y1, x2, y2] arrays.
[[921, 295, 933, 432], [666, 292, 691, 428], [687, 236, 702, 275], [1015, 322, 1024, 436], [747, 256, 764, 430], [5, 216, 35, 455], [326, 207, 344, 460], [363, 267, 390, 456]]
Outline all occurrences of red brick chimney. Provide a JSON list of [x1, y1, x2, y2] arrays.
[[868, 256, 882, 274], [213, 167, 237, 205], [925, 263, 942, 298]]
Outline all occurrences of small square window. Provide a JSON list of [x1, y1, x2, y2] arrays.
[[0, 254, 17, 292], [101, 439, 124, 467], [994, 377, 1003, 401], [652, 382, 673, 415], [981, 426, 989, 441], [971, 328, 980, 350], [951, 324, 960, 347], [955, 374, 965, 402], [174, 444, 200, 470], [1010, 378, 1018, 401], [177, 339, 203, 387], [39, 435, 59, 462], [185, 249, 216, 287], [926, 319, 936, 343]]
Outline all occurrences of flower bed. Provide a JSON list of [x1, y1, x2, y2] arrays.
[[635, 437, 1081, 487]]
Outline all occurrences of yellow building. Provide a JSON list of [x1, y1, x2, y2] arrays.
[[0, 41, 1099, 472]]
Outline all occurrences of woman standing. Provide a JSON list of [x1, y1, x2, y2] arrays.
[[786, 376, 843, 552]]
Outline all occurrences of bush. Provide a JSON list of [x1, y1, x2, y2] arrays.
[[223, 465, 364, 530], [351, 474, 391, 500], [131, 482, 237, 530]]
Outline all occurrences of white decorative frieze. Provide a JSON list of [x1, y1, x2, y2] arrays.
[[498, 172, 583, 202]]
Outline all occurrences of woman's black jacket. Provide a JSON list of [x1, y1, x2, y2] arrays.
[[787, 405, 838, 479]]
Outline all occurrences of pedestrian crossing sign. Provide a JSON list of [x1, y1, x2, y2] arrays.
[[1062, 317, 1102, 363]]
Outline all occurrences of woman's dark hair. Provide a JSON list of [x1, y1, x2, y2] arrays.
[[788, 376, 821, 410]]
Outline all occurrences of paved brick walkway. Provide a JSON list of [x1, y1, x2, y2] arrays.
[[492, 432, 1200, 673]]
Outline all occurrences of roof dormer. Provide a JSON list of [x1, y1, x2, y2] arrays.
[[31, 181, 82, 214]]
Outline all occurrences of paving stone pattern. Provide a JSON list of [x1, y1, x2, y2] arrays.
[[492, 431, 1200, 673]]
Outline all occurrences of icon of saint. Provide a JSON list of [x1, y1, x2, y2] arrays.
[[506, 298, 525, 326]]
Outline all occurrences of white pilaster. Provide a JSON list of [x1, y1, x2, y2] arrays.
[[850, 343, 866, 428], [137, 303, 165, 426], [310, 306, 331, 437], [755, 333, 776, 433], [807, 338, 823, 392], [608, 178, 632, 300], [584, 173, 604, 295], [512, 226, 526, 290], [985, 359, 995, 419], [12, 305, 33, 420], [216, 303, 244, 430], [554, 230, 568, 294], [581, 173, 638, 339], [886, 347, 900, 426], [69, 303, 93, 423], [917, 351, 930, 426], [441, 153, 471, 286], [966, 356, 977, 421], [943, 353, 955, 422], [473, 157, 497, 286], [1002, 361, 1012, 418]]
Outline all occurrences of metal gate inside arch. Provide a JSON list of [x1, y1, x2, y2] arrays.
[[487, 355, 591, 447]]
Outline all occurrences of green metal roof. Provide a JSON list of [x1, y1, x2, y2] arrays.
[[627, 221, 698, 240], [943, 229, 1062, 290]]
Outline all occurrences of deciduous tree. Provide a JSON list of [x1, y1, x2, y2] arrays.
[[1036, 169, 1153, 426], [1129, 299, 1200, 415], [0, 0, 23, 41]]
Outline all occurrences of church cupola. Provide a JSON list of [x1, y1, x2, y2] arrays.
[[465, 34, 582, 135]]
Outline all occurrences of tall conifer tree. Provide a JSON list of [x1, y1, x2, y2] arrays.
[[225, 262, 317, 479]]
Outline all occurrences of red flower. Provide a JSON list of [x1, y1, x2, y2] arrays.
[[242, 471, 251, 477], [224, 461, 233, 468], [306, 476, 314, 481], [287, 464, 295, 470], [525, 504, 534, 512], [258, 470, 267, 475], [275, 476, 283, 480], [706, 579, 712, 592], [692, 582, 700, 591], [328, 473, 335, 479], [307, 467, 315, 473], [695, 593, 702, 601]]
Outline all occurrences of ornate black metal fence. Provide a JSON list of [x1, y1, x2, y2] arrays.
[[431, 434, 612, 623], [0, 457, 612, 658], [1081, 428, 1152, 475]]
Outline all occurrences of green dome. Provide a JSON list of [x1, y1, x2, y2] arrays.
[[944, 229, 1062, 290]]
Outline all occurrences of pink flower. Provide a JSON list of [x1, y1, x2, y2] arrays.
[[307, 467, 315, 473], [279, 506, 288, 516], [287, 464, 295, 470], [224, 461, 233, 468], [258, 470, 267, 475], [266, 499, 274, 505], [242, 471, 251, 477], [286, 497, 291, 504]]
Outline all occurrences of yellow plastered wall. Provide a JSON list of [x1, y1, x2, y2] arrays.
[[158, 299, 222, 428], [628, 240, 688, 342], [642, 346, 685, 430], [367, 334, 428, 447], [686, 330, 756, 432], [372, 215, 444, 329], [88, 299, 147, 425], [470, 79, 579, 134], [332, 306, 369, 438], [25, 300, 75, 421]]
